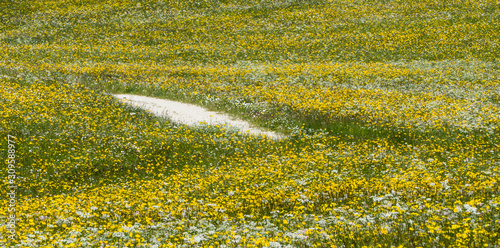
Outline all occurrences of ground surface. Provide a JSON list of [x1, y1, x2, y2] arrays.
[[1, 0, 499, 247], [114, 94, 283, 139]]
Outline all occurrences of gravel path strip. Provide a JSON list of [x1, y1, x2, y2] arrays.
[[113, 94, 284, 140]]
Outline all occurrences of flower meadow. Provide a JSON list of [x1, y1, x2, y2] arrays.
[[1, 0, 500, 247]]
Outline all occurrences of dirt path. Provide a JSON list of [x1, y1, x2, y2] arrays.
[[113, 94, 284, 140]]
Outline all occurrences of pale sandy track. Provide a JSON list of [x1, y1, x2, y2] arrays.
[[113, 94, 284, 140]]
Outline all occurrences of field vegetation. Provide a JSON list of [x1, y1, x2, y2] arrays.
[[1, 0, 499, 247]]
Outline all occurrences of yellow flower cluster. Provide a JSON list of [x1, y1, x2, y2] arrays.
[[1, 77, 499, 247], [1, 0, 499, 247]]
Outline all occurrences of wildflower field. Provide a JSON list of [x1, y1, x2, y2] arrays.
[[1, 0, 500, 247]]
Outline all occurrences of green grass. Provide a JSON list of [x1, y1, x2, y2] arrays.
[[1, 0, 499, 247]]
